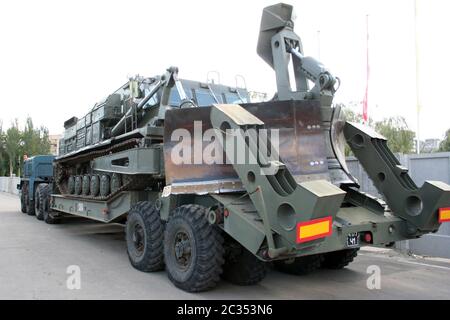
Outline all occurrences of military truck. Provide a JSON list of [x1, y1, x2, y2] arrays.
[[27, 3, 450, 292], [17, 155, 55, 220]]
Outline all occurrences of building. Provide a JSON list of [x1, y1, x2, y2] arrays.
[[414, 138, 441, 154], [49, 134, 62, 156]]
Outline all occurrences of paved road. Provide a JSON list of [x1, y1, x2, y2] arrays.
[[1, 192, 450, 300]]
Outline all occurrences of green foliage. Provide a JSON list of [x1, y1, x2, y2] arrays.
[[439, 129, 450, 152], [0, 117, 51, 177], [342, 105, 415, 155], [374, 117, 415, 154]]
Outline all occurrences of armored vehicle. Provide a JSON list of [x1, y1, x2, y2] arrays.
[[28, 3, 450, 292]]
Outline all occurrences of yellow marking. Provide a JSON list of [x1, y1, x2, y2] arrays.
[[299, 221, 330, 239]]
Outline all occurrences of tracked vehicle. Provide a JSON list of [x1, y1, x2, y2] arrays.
[[29, 3, 450, 292]]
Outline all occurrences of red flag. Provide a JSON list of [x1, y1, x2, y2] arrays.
[[363, 15, 370, 123]]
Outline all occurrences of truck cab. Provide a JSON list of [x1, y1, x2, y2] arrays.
[[17, 155, 55, 215]]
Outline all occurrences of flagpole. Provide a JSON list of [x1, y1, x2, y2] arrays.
[[362, 14, 369, 124], [415, 0, 421, 154], [317, 30, 321, 60]]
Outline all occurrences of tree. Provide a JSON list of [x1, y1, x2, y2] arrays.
[[5, 120, 21, 177], [0, 121, 5, 176], [17, 117, 51, 175], [342, 105, 415, 155], [341, 106, 373, 156], [374, 117, 415, 154], [439, 129, 450, 152]]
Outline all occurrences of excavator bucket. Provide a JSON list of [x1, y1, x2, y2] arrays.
[[164, 100, 331, 194]]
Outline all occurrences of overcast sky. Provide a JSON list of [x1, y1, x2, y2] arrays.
[[0, 0, 449, 140]]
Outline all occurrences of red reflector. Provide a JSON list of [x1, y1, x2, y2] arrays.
[[364, 232, 372, 243], [224, 209, 230, 218], [439, 208, 450, 223], [296, 216, 333, 244]]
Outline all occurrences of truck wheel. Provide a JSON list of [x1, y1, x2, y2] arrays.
[[322, 249, 359, 269], [126, 201, 165, 272], [20, 186, 27, 214], [42, 185, 58, 225], [35, 185, 44, 221], [27, 199, 35, 216], [164, 205, 224, 292], [27, 185, 36, 216], [221, 242, 267, 286], [274, 254, 324, 275]]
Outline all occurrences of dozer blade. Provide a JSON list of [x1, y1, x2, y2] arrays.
[[163, 100, 330, 194]]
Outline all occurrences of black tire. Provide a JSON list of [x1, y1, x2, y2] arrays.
[[164, 205, 224, 292], [35, 185, 44, 221], [221, 241, 267, 286], [274, 254, 324, 275], [20, 186, 27, 214], [42, 185, 58, 225], [322, 249, 359, 269], [126, 201, 165, 272], [27, 185, 36, 216]]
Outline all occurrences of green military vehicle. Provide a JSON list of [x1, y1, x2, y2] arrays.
[[30, 3, 450, 292]]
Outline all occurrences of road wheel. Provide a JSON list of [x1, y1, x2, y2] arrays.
[[221, 240, 267, 286], [74, 176, 82, 195], [100, 174, 110, 197], [274, 254, 324, 275], [68, 176, 75, 194], [20, 184, 27, 214], [322, 249, 359, 269], [111, 173, 122, 194], [35, 185, 44, 221], [164, 205, 224, 292], [42, 185, 58, 225], [82, 175, 90, 196], [90, 175, 100, 197], [126, 201, 165, 272]]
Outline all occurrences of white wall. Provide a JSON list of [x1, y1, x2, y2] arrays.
[[0, 177, 20, 195]]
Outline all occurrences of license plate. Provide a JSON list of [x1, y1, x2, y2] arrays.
[[347, 233, 359, 247]]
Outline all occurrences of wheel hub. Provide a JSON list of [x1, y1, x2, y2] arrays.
[[174, 231, 191, 268], [132, 223, 145, 254]]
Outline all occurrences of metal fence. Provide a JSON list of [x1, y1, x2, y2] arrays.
[[348, 152, 450, 258]]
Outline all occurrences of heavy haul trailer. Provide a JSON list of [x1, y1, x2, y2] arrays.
[[30, 3, 450, 292]]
